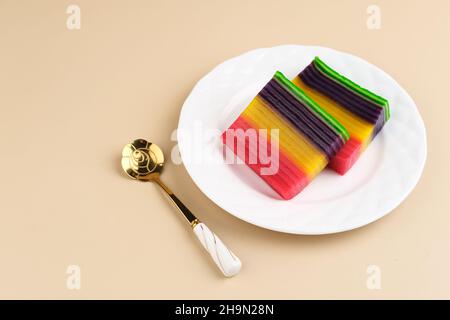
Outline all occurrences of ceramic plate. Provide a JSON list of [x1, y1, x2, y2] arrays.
[[177, 45, 427, 235]]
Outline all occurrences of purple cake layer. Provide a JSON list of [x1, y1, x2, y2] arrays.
[[259, 79, 344, 159], [300, 62, 384, 124], [267, 78, 345, 150], [373, 109, 386, 136]]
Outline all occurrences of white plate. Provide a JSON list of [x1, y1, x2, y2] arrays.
[[177, 45, 427, 235]]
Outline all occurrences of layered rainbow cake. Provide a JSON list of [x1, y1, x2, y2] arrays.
[[292, 57, 390, 175], [222, 71, 349, 200]]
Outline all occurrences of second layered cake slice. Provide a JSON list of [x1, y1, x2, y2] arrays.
[[293, 57, 390, 174], [222, 71, 349, 200]]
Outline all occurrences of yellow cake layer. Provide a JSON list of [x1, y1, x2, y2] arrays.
[[241, 96, 327, 178], [292, 77, 374, 149]]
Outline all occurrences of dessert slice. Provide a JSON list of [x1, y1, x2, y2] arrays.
[[222, 71, 349, 200], [292, 57, 390, 175]]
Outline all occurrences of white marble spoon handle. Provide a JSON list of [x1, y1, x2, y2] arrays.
[[192, 222, 242, 277], [154, 178, 241, 277]]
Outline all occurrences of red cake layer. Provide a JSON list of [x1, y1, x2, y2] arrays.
[[222, 116, 309, 200], [328, 138, 362, 175]]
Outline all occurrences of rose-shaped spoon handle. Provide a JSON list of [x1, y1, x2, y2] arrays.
[[154, 177, 242, 277]]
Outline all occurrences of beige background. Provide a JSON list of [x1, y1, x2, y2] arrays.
[[0, 0, 449, 299]]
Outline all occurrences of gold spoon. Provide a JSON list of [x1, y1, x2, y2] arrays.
[[121, 139, 241, 277]]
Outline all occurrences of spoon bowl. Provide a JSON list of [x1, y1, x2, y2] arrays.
[[121, 139, 164, 181]]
